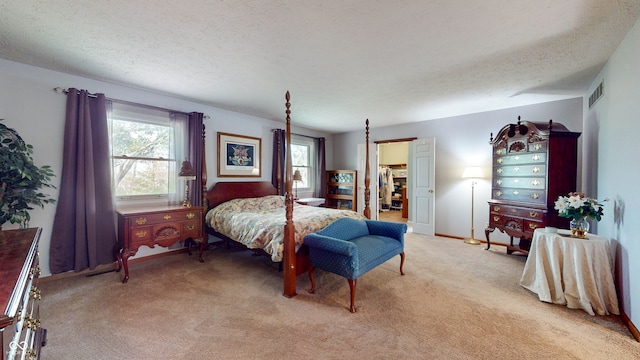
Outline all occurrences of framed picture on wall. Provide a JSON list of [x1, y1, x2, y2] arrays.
[[217, 132, 262, 177]]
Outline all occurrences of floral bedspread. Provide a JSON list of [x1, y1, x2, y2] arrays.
[[205, 195, 366, 262]]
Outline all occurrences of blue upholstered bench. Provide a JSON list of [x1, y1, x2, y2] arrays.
[[303, 218, 407, 312]]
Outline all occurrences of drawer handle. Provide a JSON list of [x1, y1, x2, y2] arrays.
[[493, 216, 500, 221], [493, 206, 500, 211], [534, 143, 542, 150], [532, 154, 540, 161], [511, 209, 517, 214], [531, 193, 539, 199], [29, 265, 42, 279], [532, 180, 540, 186], [164, 215, 172, 220], [135, 231, 148, 238], [186, 224, 195, 230], [513, 166, 520, 171], [530, 211, 538, 218], [497, 168, 503, 174], [513, 179, 519, 183], [532, 167, 540, 173], [497, 158, 503, 164], [496, 191, 502, 197], [30, 286, 41, 300], [513, 190, 519, 195], [514, 156, 520, 160], [186, 212, 195, 219], [136, 217, 147, 225], [496, 179, 503, 185], [529, 223, 538, 229]]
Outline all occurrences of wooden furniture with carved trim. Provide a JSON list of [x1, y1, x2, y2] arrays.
[[116, 205, 204, 283], [1, 228, 46, 360], [485, 118, 580, 255], [325, 170, 357, 211]]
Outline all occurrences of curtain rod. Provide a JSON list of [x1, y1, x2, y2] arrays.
[[271, 128, 322, 140], [53, 87, 210, 119]]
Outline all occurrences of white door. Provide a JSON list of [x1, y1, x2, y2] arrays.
[[409, 138, 435, 235], [357, 143, 378, 220]]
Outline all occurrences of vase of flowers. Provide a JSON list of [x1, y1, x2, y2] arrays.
[[554, 192, 605, 238]]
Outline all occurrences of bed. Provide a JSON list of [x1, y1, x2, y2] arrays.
[[205, 193, 366, 262], [199, 91, 372, 297]]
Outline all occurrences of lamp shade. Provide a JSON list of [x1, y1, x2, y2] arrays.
[[293, 170, 302, 181], [178, 159, 196, 179], [462, 166, 484, 179]]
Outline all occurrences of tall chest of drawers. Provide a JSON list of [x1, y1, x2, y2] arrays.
[[485, 119, 580, 254], [1, 228, 45, 360]]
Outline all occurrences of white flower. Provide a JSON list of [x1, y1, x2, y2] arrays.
[[567, 194, 586, 209], [554, 197, 568, 212]]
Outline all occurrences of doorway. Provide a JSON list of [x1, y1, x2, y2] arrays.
[[378, 141, 410, 224]]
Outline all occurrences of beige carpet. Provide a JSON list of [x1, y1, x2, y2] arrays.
[[38, 232, 640, 360]]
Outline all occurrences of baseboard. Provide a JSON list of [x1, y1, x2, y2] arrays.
[[40, 247, 191, 283], [621, 310, 640, 342]]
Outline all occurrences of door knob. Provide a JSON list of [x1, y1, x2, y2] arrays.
[[429, 189, 434, 193]]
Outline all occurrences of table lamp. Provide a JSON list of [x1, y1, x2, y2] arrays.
[[178, 159, 196, 207], [293, 169, 302, 200]]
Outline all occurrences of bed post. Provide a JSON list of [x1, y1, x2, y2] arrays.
[[364, 119, 371, 219], [283, 91, 297, 298], [198, 124, 208, 262], [201, 124, 208, 209]]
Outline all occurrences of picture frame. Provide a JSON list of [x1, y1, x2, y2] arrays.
[[217, 132, 262, 177]]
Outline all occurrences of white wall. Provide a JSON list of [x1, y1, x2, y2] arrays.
[[0, 59, 333, 277], [585, 16, 640, 328], [334, 98, 583, 245]]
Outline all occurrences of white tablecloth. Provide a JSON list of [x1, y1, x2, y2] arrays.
[[520, 228, 619, 316]]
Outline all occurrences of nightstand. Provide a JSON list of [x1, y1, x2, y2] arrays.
[[116, 205, 204, 283]]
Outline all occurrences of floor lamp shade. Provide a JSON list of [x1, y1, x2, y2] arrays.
[[462, 166, 484, 245]]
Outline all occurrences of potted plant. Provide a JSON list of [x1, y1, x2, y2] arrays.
[[0, 119, 56, 229]]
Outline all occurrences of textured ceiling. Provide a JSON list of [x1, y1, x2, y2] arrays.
[[1, 1, 639, 133]]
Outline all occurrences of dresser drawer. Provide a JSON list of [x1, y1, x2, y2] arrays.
[[489, 204, 544, 220], [492, 188, 546, 204], [494, 152, 547, 166], [129, 211, 197, 226], [181, 221, 201, 238], [494, 164, 546, 177], [523, 219, 543, 233], [493, 176, 546, 189], [490, 214, 523, 232]]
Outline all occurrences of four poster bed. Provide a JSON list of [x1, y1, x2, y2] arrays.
[[198, 92, 372, 297]]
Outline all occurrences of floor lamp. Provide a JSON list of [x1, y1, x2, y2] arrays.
[[462, 166, 484, 245]]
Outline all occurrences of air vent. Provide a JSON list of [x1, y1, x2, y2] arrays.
[[589, 81, 604, 109]]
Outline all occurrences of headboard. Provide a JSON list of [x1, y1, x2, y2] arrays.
[[205, 181, 278, 210]]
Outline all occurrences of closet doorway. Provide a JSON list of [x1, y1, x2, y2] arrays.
[[377, 139, 412, 224]]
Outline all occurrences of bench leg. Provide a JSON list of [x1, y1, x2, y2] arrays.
[[348, 278, 357, 313], [308, 267, 316, 294], [399, 252, 405, 275]]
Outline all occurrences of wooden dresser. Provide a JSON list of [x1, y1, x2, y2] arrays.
[[485, 119, 580, 254], [1, 228, 45, 360], [116, 205, 205, 283]]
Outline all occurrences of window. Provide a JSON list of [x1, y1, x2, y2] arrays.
[[291, 135, 315, 195], [108, 102, 187, 204]]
